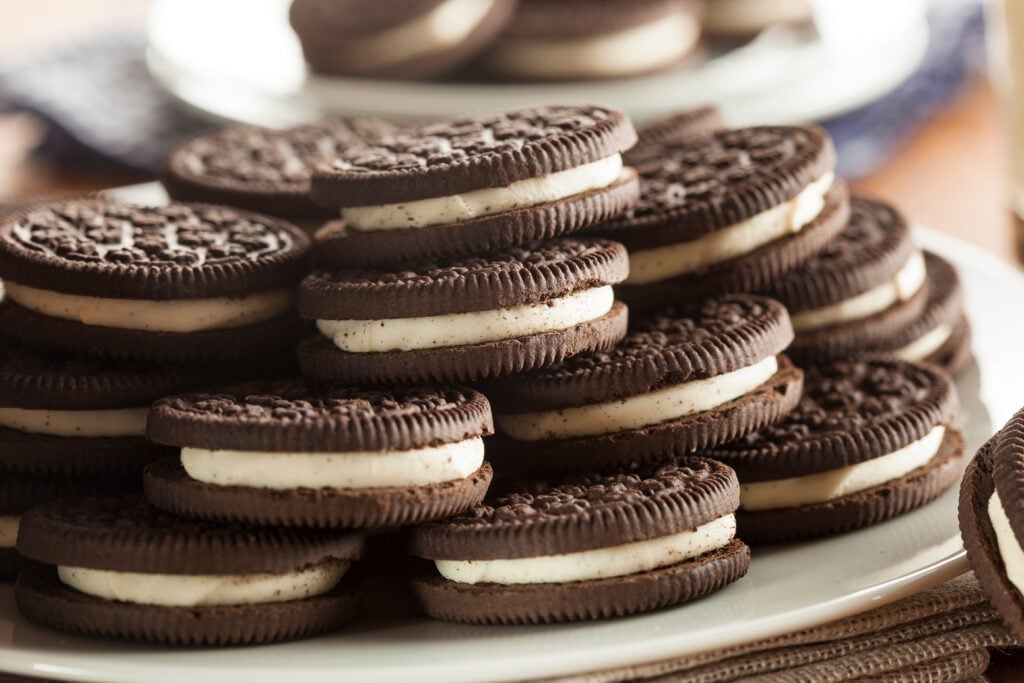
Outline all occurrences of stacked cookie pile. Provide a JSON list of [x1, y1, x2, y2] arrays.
[[1, 101, 973, 643]]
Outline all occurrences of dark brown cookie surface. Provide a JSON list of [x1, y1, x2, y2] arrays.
[[144, 457, 493, 529], [162, 120, 401, 219], [707, 358, 957, 481], [488, 295, 793, 412], [759, 195, 917, 313], [411, 459, 738, 560], [598, 125, 835, 242], [0, 473, 141, 515], [0, 200, 311, 299], [0, 430, 168, 476], [310, 105, 637, 206], [16, 567, 361, 646], [300, 238, 628, 319], [627, 105, 726, 161], [16, 494, 363, 573], [147, 381, 492, 452]]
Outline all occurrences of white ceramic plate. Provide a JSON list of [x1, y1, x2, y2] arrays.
[[146, 0, 929, 126], [0, 186, 1017, 683]]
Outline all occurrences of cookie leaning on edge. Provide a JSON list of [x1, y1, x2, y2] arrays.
[[960, 408, 1024, 642], [311, 105, 639, 267], [626, 105, 727, 163], [15, 495, 364, 645], [708, 358, 963, 544], [0, 200, 311, 363], [409, 459, 749, 625], [298, 238, 630, 385], [144, 381, 494, 529], [486, 295, 802, 476], [594, 125, 848, 311]]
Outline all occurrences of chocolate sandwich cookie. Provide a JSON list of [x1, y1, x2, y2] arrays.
[[708, 358, 964, 544], [1, 473, 141, 581], [486, 295, 802, 475], [144, 381, 494, 529], [960, 408, 1024, 642], [485, 0, 702, 81], [298, 238, 630, 384], [758, 196, 929, 365], [409, 459, 749, 624], [860, 252, 971, 376], [0, 200, 311, 362], [594, 126, 848, 311], [16, 495, 363, 644], [290, 0, 516, 79], [626, 105, 726, 164], [162, 119, 400, 224], [702, 0, 815, 38], [311, 105, 639, 267]]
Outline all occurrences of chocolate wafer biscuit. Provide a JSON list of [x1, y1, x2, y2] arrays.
[[627, 105, 726, 162], [486, 295, 802, 475], [0, 200, 311, 362], [708, 358, 963, 544], [162, 119, 401, 223], [409, 459, 749, 624], [290, 0, 516, 79], [311, 105, 639, 266], [759, 196, 929, 365], [144, 381, 494, 528], [960, 409, 1024, 642], [15, 495, 364, 644], [298, 238, 630, 384], [595, 125, 846, 310], [484, 0, 702, 81]]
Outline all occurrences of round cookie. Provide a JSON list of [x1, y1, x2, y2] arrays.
[[409, 459, 750, 625], [162, 119, 401, 223], [290, 0, 517, 79], [758, 196, 929, 365], [593, 126, 847, 311], [626, 105, 726, 163], [311, 105, 639, 267], [486, 295, 802, 475], [298, 238, 630, 385], [0, 473, 141, 581], [858, 252, 971, 376], [15, 495, 363, 644], [144, 381, 494, 529], [0, 200, 311, 363], [707, 358, 964, 544], [959, 409, 1024, 642], [484, 0, 702, 81]]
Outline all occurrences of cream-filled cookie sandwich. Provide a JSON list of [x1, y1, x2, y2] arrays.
[[15, 495, 363, 645], [311, 105, 639, 267], [144, 381, 494, 529], [298, 238, 630, 385], [0, 200, 311, 362], [410, 459, 749, 624], [709, 358, 964, 544], [486, 295, 802, 476]]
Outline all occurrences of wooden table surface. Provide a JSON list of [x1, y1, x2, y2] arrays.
[[0, 3, 1023, 681]]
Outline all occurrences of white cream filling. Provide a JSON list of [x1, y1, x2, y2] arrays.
[[988, 491, 1024, 598], [894, 323, 954, 362], [4, 281, 293, 333], [340, 0, 496, 70], [489, 11, 699, 79], [703, 0, 815, 34], [789, 251, 928, 332], [0, 516, 19, 549], [317, 285, 614, 353], [435, 514, 735, 585], [341, 154, 623, 231], [498, 356, 778, 440], [626, 172, 833, 285], [0, 406, 148, 438], [181, 437, 484, 490], [57, 561, 349, 607], [740, 426, 946, 511]]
